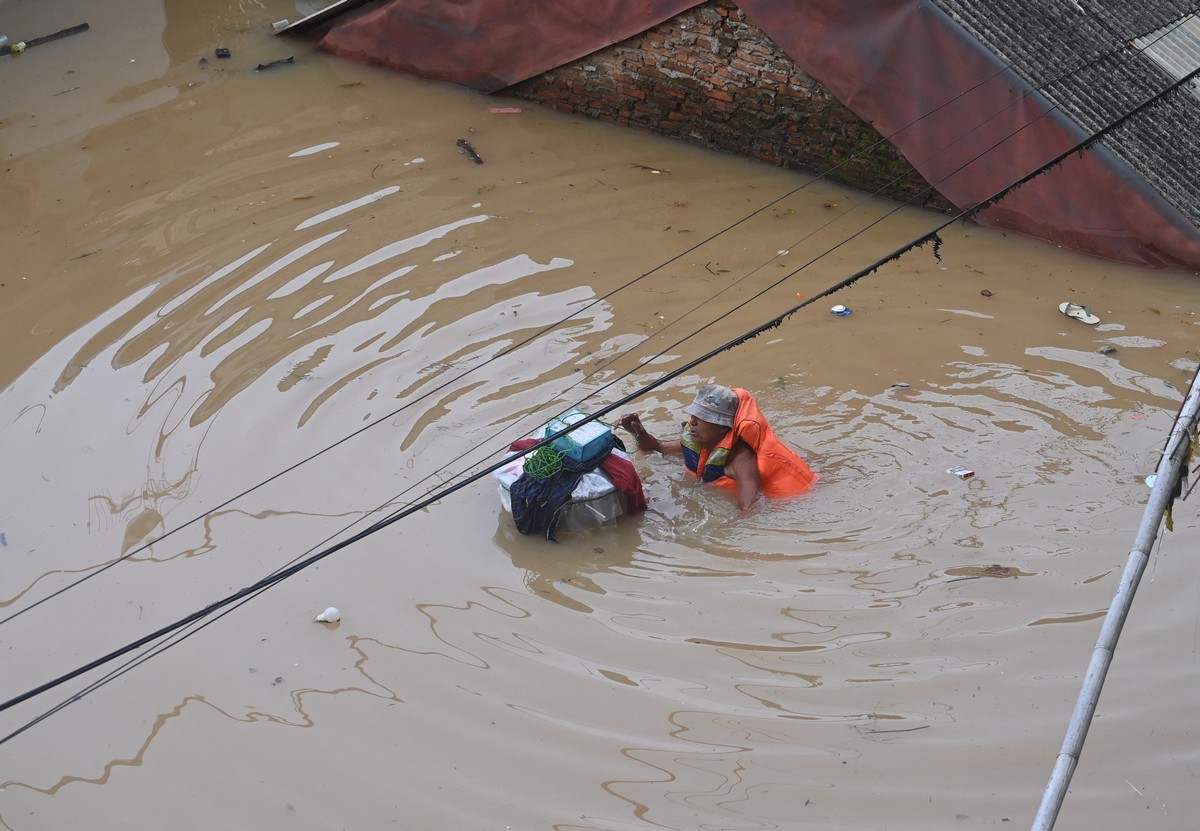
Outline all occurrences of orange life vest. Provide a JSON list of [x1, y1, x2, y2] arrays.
[[681, 388, 817, 498]]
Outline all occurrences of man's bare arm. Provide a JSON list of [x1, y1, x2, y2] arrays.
[[726, 443, 762, 511]]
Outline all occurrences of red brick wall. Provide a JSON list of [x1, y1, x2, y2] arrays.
[[507, 0, 949, 209]]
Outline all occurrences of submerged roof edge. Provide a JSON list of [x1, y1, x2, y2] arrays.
[[310, 0, 1200, 270]]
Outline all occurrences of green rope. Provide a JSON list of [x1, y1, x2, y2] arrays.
[[524, 445, 564, 479]]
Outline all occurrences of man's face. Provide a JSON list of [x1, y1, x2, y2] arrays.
[[687, 415, 729, 448]]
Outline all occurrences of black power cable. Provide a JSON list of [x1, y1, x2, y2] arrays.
[[3, 58, 1197, 740], [556, 8, 1200, 402], [4, 4, 1191, 631]]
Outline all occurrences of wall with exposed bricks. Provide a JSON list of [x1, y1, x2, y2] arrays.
[[507, 0, 949, 210]]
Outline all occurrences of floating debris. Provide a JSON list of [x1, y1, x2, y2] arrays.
[[256, 56, 294, 71], [946, 564, 1025, 582], [457, 138, 483, 164], [1, 22, 88, 56]]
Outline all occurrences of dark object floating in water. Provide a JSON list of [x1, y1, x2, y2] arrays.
[[256, 56, 295, 71], [2, 22, 89, 55], [457, 138, 483, 164]]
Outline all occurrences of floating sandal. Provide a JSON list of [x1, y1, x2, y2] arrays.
[[1058, 301, 1100, 325]]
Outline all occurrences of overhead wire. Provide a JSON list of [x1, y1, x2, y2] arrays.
[[285, 14, 1200, 532], [365, 3, 1200, 467], [5, 0, 1197, 734], [272, 0, 1200, 508], [4, 3, 1190, 630], [4, 57, 1198, 739], [550, 8, 1200, 405], [196, 0, 1200, 600], [578, 3, 1200, 380], [4, 13, 1198, 741], [141, 16, 1190, 595]]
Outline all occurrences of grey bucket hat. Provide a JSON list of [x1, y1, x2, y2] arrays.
[[684, 384, 738, 428]]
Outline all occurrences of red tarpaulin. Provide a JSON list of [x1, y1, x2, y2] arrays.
[[318, 0, 704, 93]]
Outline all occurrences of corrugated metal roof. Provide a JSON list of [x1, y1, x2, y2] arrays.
[[1134, 14, 1200, 99], [932, 0, 1200, 228]]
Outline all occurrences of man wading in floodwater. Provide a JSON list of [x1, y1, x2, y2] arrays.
[[616, 383, 816, 512]]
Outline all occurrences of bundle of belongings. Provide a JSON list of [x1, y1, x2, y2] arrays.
[[495, 409, 647, 541]]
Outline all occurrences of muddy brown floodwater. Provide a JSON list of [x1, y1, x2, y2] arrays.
[[2, 1, 1199, 829]]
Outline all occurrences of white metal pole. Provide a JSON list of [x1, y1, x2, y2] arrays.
[[1031, 366, 1200, 830]]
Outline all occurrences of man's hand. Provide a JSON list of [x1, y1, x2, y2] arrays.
[[615, 413, 644, 435], [615, 413, 679, 455]]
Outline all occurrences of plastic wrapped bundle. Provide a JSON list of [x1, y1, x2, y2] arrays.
[[494, 448, 630, 533]]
